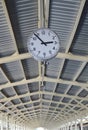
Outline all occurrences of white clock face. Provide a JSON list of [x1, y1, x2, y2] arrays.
[[27, 28, 60, 61]]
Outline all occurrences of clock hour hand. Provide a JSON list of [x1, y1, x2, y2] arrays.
[[34, 33, 47, 46], [43, 41, 53, 44], [41, 41, 53, 46]]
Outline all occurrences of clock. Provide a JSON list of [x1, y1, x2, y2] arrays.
[[27, 28, 60, 61]]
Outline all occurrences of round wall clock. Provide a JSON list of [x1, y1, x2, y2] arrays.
[[27, 28, 60, 61]]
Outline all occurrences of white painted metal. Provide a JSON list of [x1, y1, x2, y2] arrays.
[[75, 121, 77, 130], [44, 0, 50, 28], [38, 0, 50, 28], [1, 116, 3, 130], [38, 0, 45, 28], [80, 119, 83, 130], [70, 123, 73, 130], [0, 52, 88, 64], [0, 76, 88, 91], [0, 101, 10, 110], [0, 89, 87, 104]]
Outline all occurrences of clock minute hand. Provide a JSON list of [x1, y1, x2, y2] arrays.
[[34, 33, 44, 43], [34, 33, 47, 46]]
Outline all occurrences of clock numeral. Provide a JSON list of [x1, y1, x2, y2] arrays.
[[37, 51, 40, 55], [38, 51, 40, 53], [30, 42, 34, 46], [55, 41, 57, 44], [33, 37, 37, 40], [49, 50, 52, 54], [30, 49, 33, 52], [33, 48, 36, 51], [48, 31, 51, 36], [53, 46, 55, 50], [43, 52, 46, 57], [52, 36, 56, 40], [41, 30, 45, 35]]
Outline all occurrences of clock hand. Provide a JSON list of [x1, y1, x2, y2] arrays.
[[41, 41, 53, 46], [43, 41, 53, 44], [34, 33, 47, 46]]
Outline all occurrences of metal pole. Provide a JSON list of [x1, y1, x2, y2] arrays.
[[75, 121, 77, 130], [1, 114, 3, 130], [80, 119, 83, 130], [70, 123, 73, 130]]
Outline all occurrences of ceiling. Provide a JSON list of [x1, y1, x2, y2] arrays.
[[0, 0, 88, 129]]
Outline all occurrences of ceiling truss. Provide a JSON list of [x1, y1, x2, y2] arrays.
[[0, 0, 88, 128]]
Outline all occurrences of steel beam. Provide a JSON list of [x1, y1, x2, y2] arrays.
[[0, 52, 88, 64], [0, 76, 88, 91]]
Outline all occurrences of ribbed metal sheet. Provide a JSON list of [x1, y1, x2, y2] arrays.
[[21, 96, 30, 103], [2, 61, 24, 82], [22, 58, 38, 79], [82, 100, 88, 105], [1, 87, 16, 97], [31, 94, 39, 101], [17, 105, 25, 109], [52, 96, 62, 102], [49, 0, 80, 52], [77, 63, 88, 82], [28, 82, 39, 93], [25, 104, 32, 108], [46, 58, 62, 78], [12, 98, 21, 105], [42, 101, 50, 106], [70, 0, 88, 55], [0, 70, 8, 84], [55, 84, 68, 94], [5, 102, 12, 107], [0, 92, 5, 99], [43, 94, 52, 100], [67, 85, 81, 95], [51, 102, 57, 107], [0, 2, 16, 57], [74, 106, 80, 110], [58, 104, 65, 108], [49, 107, 55, 111], [25, 103, 32, 108], [21, 110, 27, 113], [60, 60, 82, 80], [5, 0, 38, 53], [71, 100, 77, 105], [33, 102, 40, 106], [78, 89, 88, 97], [62, 97, 71, 103], [44, 82, 56, 92], [14, 84, 28, 95]]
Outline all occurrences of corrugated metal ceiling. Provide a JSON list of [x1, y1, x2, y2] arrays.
[[0, 0, 88, 129]]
